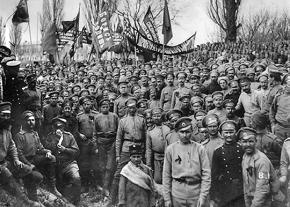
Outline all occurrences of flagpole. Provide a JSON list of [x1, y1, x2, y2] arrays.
[[162, 41, 165, 65], [28, 22, 34, 70]]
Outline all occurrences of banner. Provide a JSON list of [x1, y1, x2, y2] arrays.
[[127, 30, 196, 56], [92, 11, 113, 53], [162, 0, 173, 44], [143, 6, 160, 43], [12, 0, 29, 25]]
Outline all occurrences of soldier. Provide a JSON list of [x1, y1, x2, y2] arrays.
[[160, 73, 176, 111], [163, 117, 211, 207], [179, 94, 194, 116], [76, 95, 99, 189], [94, 99, 119, 196], [43, 91, 61, 136], [114, 76, 133, 118], [171, 71, 192, 109], [109, 97, 147, 204], [43, 117, 81, 205], [270, 82, 290, 143], [210, 120, 245, 207], [207, 91, 227, 123], [202, 114, 224, 165], [165, 109, 183, 147], [263, 65, 283, 114], [252, 74, 269, 111], [21, 74, 43, 135], [146, 107, 170, 184], [239, 127, 280, 207], [224, 99, 245, 130], [0, 102, 43, 207]]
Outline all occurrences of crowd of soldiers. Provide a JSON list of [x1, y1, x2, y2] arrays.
[[0, 42, 290, 207]]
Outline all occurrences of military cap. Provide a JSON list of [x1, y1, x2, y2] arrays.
[[191, 96, 203, 105], [212, 91, 224, 99], [151, 107, 163, 115], [137, 99, 148, 108], [219, 120, 237, 132], [26, 73, 37, 83], [129, 75, 138, 80], [166, 109, 182, 120], [257, 74, 268, 81], [129, 144, 143, 156], [175, 71, 187, 79], [155, 74, 165, 80], [223, 99, 235, 107], [49, 91, 59, 97], [71, 84, 82, 93], [190, 73, 200, 79], [179, 93, 191, 102], [125, 97, 138, 107], [79, 95, 93, 105], [89, 74, 97, 79], [6, 60, 21, 67], [22, 110, 34, 120], [85, 84, 96, 90], [175, 117, 192, 131], [52, 117, 67, 126], [237, 127, 257, 140], [194, 110, 207, 118], [202, 114, 219, 127], [79, 89, 90, 97], [99, 98, 110, 106], [268, 65, 282, 75], [239, 77, 251, 84], [118, 76, 129, 85], [246, 68, 255, 75], [0, 102, 12, 113]]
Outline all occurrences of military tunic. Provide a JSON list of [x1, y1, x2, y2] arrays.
[[43, 104, 61, 135], [170, 86, 192, 109], [160, 85, 176, 111], [114, 94, 133, 118], [202, 135, 224, 165], [242, 150, 274, 207], [211, 143, 245, 207], [146, 124, 170, 183], [163, 141, 211, 203]]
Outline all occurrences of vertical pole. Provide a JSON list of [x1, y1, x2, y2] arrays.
[[162, 42, 165, 65], [28, 22, 34, 71]]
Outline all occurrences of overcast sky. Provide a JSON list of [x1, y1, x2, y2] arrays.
[[1, 0, 290, 46]]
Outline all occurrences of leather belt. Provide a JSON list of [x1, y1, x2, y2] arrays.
[[174, 177, 201, 185]]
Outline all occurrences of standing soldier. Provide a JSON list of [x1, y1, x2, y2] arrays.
[[94, 99, 119, 196], [160, 73, 176, 111], [202, 114, 224, 165], [21, 74, 42, 135], [146, 107, 170, 184], [0, 102, 43, 207], [163, 117, 211, 207], [114, 76, 133, 118], [43, 91, 61, 136], [109, 97, 147, 205], [165, 109, 183, 148], [270, 82, 290, 144], [239, 127, 280, 207], [43, 117, 81, 205], [76, 95, 99, 189], [207, 91, 227, 123], [210, 120, 245, 207], [14, 111, 62, 198]]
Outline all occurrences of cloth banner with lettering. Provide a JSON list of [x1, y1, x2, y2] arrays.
[[143, 6, 160, 43]]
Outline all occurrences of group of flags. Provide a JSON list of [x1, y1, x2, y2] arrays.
[[10, 0, 174, 59]]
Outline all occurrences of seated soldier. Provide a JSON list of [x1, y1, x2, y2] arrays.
[[42, 117, 81, 205], [14, 111, 62, 198], [118, 144, 155, 207], [0, 102, 43, 207]]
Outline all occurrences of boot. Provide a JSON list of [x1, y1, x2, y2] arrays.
[[48, 178, 63, 197]]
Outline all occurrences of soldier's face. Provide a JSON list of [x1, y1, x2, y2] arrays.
[[259, 76, 268, 90], [26, 116, 35, 129], [130, 154, 142, 166], [213, 97, 223, 108], [178, 127, 192, 143], [128, 105, 137, 115], [241, 136, 256, 155], [225, 104, 235, 117], [207, 123, 219, 136], [119, 84, 128, 94], [241, 82, 251, 93], [152, 113, 162, 125], [100, 104, 109, 114], [221, 125, 236, 144]]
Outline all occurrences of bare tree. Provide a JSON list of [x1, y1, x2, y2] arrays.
[[239, 10, 290, 43], [208, 0, 241, 42], [9, 24, 22, 55], [0, 17, 5, 45]]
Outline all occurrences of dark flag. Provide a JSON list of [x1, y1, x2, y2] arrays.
[[12, 0, 29, 25], [143, 6, 159, 43], [61, 8, 79, 34], [162, 0, 173, 45], [42, 23, 57, 55]]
